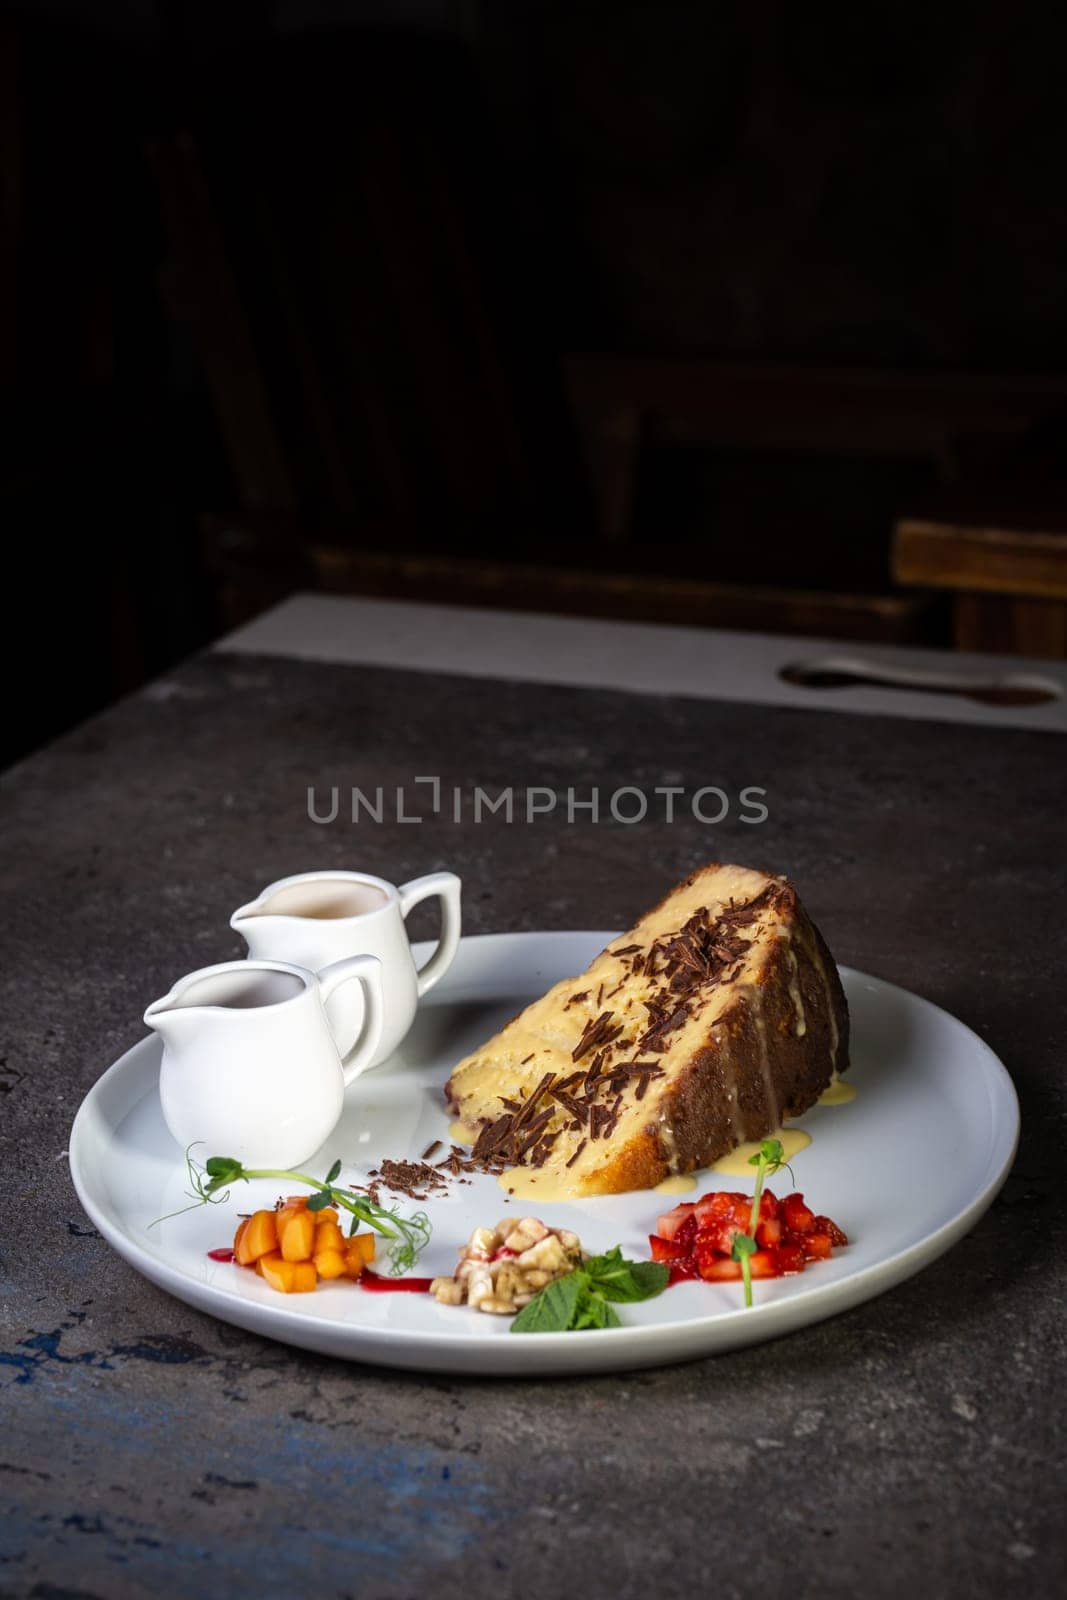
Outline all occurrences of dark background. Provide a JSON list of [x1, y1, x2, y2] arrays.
[[6, 0, 1067, 764]]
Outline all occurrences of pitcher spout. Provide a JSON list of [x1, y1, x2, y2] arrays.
[[144, 961, 311, 1039], [143, 988, 198, 1044]]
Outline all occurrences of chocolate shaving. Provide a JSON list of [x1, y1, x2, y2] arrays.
[[371, 1158, 447, 1200], [640, 1002, 691, 1052], [472, 1113, 515, 1161], [571, 1011, 623, 1062]]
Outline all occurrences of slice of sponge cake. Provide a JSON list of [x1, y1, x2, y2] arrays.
[[445, 864, 849, 1197]]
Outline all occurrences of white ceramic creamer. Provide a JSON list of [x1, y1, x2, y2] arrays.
[[230, 870, 461, 1066], [145, 955, 383, 1167]]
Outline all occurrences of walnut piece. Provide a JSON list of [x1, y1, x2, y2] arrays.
[[430, 1217, 584, 1315]]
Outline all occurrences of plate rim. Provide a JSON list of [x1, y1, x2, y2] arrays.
[[69, 931, 1020, 1371]]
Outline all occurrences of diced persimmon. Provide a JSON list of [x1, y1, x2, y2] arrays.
[[342, 1239, 369, 1279], [278, 1208, 316, 1262], [257, 1252, 317, 1293], [233, 1208, 278, 1266], [274, 1200, 304, 1239], [314, 1219, 346, 1253], [312, 1206, 339, 1224], [351, 1232, 375, 1264], [313, 1247, 348, 1280]]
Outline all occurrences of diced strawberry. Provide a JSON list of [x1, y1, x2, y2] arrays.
[[656, 1202, 697, 1241], [680, 1211, 699, 1243], [694, 1190, 736, 1222], [693, 1231, 725, 1276], [695, 1218, 742, 1257], [696, 1241, 780, 1282], [649, 1234, 685, 1262], [776, 1244, 807, 1274], [781, 1193, 816, 1234], [756, 1214, 782, 1248], [649, 1186, 845, 1288], [697, 1256, 742, 1281]]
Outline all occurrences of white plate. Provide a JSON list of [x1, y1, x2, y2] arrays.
[[70, 932, 1019, 1377]]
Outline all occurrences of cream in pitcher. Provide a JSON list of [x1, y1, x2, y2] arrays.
[[145, 956, 384, 1168], [230, 870, 462, 1065]]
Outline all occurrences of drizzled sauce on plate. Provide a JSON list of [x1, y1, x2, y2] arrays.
[[357, 1270, 433, 1294]]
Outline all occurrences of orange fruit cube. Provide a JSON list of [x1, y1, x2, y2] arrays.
[[278, 1208, 316, 1262], [257, 1252, 317, 1293], [314, 1219, 345, 1253], [233, 1208, 278, 1266], [313, 1247, 348, 1280], [342, 1239, 368, 1279]]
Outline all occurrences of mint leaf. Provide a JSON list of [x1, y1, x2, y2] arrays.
[[623, 1260, 670, 1298], [325, 1159, 342, 1185], [511, 1245, 670, 1332], [511, 1272, 585, 1333], [306, 1190, 334, 1212], [572, 1289, 621, 1330], [585, 1247, 669, 1302]]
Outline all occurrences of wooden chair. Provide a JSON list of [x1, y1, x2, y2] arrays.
[[565, 355, 1067, 645], [894, 489, 1067, 657]]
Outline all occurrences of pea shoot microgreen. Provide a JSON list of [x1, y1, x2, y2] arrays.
[[150, 1146, 431, 1275], [730, 1136, 794, 1308]]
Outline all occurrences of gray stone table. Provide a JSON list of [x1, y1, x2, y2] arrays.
[[2, 615, 1064, 1599]]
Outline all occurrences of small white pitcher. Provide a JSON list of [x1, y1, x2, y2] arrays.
[[229, 870, 462, 1065], [145, 956, 383, 1167]]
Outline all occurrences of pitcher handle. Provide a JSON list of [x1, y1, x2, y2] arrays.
[[317, 955, 385, 1086], [398, 872, 462, 997]]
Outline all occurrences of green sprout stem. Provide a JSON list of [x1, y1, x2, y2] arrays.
[[151, 1148, 431, 1275], [732, 1232, 756, 1308], [731, 1137, 797, 1309]]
